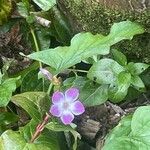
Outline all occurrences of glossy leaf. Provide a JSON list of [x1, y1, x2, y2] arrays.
[[11, 92, 49, 122], [88, 58, 124, 84], [32, 0, 56, 11], [111, 49, 127, 66], [0, 77, 20, 107], [28, 21, 144, 73]]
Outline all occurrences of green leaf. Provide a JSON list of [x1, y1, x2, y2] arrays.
[[20, 120, 61, 150], [131, 106, 150, 139], [62, 76, 87, 91], [46, 122, 81, 150], [27, 21, 144, 73], [102, 137, 138, 150], [50, 6, 72, 45], [0, 121, 60, 150], [131, 76, 145, 90], [111, 49, 127, 66], [63, 77, 108, 106], [103, 106, 150, 150], [80, 84, 108, 106], [0, 112, 18, 126], [11, 92, 49, 122], [109, 72, 131, 103], [127, 62, 149, 75], [17, 2, 29, 18], [104, 115, 132, 145], [0, 130, 26, 150], [32, 0, 56, 11], [0, 77, 20, 107], [88, 58, 124, 84], [36, 29, 51, 50], [21, 69, 49, 92]]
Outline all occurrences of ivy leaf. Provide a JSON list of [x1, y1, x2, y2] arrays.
[[0, 77, 20, 107], [88, 58, 124, 84], [11, 92, 49, 122], [46, 122, 81, 150], [27, 21, 144, 73], [32, 0, 56, 11], [127, 62, 149, 75], [109, 72, 131, 103], [111, 49, 127, 66]]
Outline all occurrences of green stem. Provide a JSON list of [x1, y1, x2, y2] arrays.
[[30, 27, 44, 91], [47, 83, 53, 95], [67, 69, 88, 73], [30, 28, 42, 68]]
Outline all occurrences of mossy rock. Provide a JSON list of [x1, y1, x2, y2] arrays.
[[58, 0, 150, 63]]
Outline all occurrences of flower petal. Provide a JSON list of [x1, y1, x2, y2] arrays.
[[65, 88, 79, 101], [39, 68, 52, 80], [71, 100, 85, 115], [52, 91, 64, 104], [50, 104, 62, 117], [60, 112, 74, 125]]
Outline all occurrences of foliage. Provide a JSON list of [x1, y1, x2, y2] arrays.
[[0, 0, 150, 149], [0, 0, 12, 25], [102, 106, 150, 150], [27, 21, 144, 73]]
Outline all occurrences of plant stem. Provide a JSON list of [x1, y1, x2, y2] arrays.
[[30, 27, 45, 91], [47, 83, 53, 95], [30, 113, 50, 143], [30, 28, 42, 68], [67, 69, 88, 73]]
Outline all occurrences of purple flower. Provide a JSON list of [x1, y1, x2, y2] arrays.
[[39, 68, 52, 81], [50, 88, 85, 125]]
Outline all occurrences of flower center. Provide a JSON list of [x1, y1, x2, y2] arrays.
[[63, 101, 69, 109]]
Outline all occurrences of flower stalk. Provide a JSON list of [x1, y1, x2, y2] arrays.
[[30, 113, 50, 143]]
